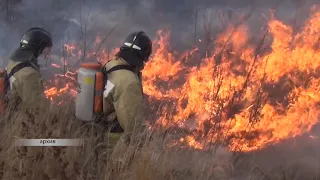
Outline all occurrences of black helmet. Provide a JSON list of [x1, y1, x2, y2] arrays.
[[120, 31, 152, 64], [20, 27, 53, 58]]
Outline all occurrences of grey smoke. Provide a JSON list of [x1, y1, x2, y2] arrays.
[[0, 0, 318, 60]]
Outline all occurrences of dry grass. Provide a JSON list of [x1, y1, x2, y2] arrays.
[[0, 97, 319, 180], [1, 27, 320, 180], [0, 98, 229, 180]]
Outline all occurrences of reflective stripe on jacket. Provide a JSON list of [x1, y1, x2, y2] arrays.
[[102, 57, 146, 151]]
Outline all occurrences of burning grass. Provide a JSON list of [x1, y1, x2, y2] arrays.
[[0, 98, 319, 180]]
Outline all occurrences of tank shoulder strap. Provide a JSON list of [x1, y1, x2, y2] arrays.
[[101, 65, 135, 87], [105, 65, 134, 74], [7, 61, 38, 79]]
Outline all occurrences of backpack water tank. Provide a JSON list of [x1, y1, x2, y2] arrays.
[[75, 63, 103, 121]]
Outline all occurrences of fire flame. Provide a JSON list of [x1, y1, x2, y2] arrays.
[[44, 8, 320, 152]]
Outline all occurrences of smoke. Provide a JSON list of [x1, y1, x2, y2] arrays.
[[0, 0, 318, 59], [235, 129, 320, 179]]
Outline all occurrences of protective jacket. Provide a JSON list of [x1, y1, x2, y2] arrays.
[[6, 48, 47, 110], [102, 57, 146, 152]]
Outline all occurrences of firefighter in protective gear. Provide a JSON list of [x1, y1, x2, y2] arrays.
[[102, 31, 152, 156], [6, 27, 53, 110]]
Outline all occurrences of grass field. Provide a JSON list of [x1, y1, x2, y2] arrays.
[[0, 100, 319, 180]]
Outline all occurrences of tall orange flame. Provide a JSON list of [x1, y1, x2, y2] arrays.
[[44, 8, 320, 152]]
